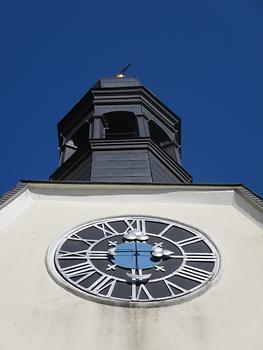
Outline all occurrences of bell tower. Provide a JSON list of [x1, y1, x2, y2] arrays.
[[50, 76, 192, 183], [1, 72, 263, 350]]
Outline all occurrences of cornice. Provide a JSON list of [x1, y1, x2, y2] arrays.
[[1, 182, 262, 213]]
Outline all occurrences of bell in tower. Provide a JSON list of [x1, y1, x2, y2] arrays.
[[50, 76, 192, 183]]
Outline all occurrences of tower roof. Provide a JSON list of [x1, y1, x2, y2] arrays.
[[93, 76, 142, 88]]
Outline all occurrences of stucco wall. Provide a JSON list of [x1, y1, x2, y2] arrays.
[[0, 185, 262, 350]]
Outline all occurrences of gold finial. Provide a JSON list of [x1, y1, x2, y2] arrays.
[[116, 72, 125, 78], [116, 62, 132, 78]]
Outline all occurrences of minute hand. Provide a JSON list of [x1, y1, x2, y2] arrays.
[[151, 247, 216, 261]]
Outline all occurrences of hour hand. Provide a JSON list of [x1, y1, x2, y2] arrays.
[[152, 246, 173, 258]]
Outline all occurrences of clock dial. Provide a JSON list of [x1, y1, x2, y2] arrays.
[[47, 217, 220, 306]]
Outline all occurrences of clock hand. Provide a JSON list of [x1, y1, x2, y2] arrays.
[[151, 248, 216, 261], [152, 246, 174, 258], [152, 247, 195, 259], [108, 248, 153, 256], [124, 229, 149, 241]]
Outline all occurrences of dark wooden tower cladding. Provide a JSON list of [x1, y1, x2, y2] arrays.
[[50, 76, 192, 183]]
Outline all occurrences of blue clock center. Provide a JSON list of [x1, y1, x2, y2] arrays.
[[111, 241, 157, 269]]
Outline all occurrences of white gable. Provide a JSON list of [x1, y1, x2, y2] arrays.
[[0, 183, 262, 350]]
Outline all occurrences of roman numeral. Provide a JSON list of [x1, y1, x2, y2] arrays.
[[69, 233, 97, 247], [158, 224, 173, 236], [88, 251, 109, 259], [62, 261, 96, 283], [58, 250, 88, 260], [175, 265, 212, 283], [176, 235, 202, 247], [164, 279, 186, 296], [133, 284, 153, 301], [94, 223, 118, 237], [184, 253, 217, 262], [124, 219, 146, 233], [88, 275, 116, 297]]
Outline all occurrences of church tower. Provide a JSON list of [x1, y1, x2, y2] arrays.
[[50, 76, 191, 183], [0, 74, 263, 350]]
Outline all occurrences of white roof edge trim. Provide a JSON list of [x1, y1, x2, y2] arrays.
[[0, 182, 29, 210], [0, 182, 262, 212], [235, 186, 263, 210]]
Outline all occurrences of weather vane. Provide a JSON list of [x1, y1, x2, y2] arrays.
[[116, 63, 132, 78]]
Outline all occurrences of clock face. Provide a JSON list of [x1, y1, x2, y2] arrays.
[[47, 217, 220, 306]]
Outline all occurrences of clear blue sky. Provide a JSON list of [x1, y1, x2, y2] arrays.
[[0, 0, 262, 196]]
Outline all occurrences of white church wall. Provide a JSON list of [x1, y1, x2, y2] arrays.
[[0, 185, 262, 350]]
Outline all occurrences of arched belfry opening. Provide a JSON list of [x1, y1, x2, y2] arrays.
[[72, 123, 90, 148], [103, 111, 139, 139], [148, 120, 176, 160], [50, 76, 192, 183]]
